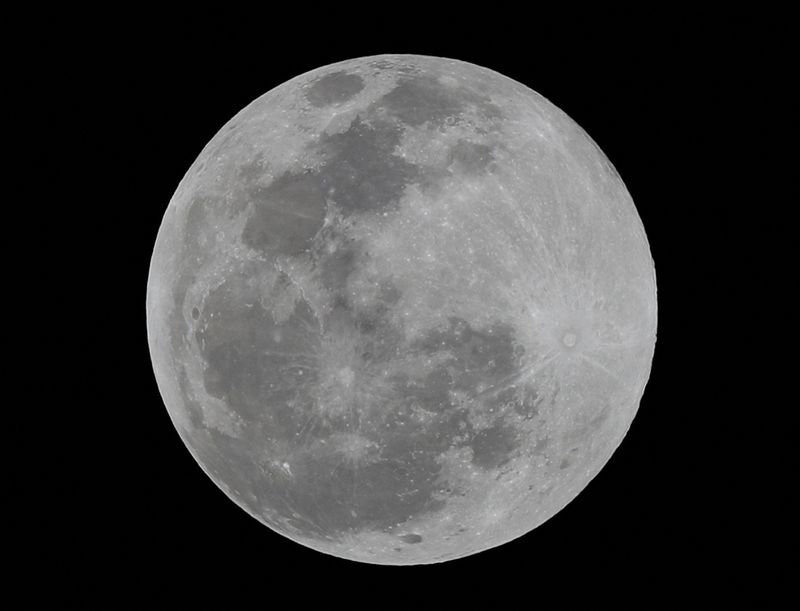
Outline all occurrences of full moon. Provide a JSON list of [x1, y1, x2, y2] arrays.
[[147, 55, 657, 564]]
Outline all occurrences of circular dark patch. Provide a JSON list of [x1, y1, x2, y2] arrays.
[[400, 533, 423, 544]]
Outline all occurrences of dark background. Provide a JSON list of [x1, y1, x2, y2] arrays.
[[29, 9, 787, 607]]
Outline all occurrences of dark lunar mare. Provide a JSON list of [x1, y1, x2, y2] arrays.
[[448, 139, 495, 174], [173, 72, 531, 542], [401, 318, 526, 469], [305, 71, 365, 107], [191, 277, 452, 538], [378, 74, 502, 129], [241, 73, 501, 258], [189, 262, 531, 541], [197, 269, 320, 431]]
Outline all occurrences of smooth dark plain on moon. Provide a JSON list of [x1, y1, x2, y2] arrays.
[[146, 55, 657, 565]]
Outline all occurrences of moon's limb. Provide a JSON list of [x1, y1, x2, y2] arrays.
[[147, 55, 657, 565]]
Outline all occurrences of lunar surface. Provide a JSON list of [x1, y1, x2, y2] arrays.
[[147, 55, 657, 564]]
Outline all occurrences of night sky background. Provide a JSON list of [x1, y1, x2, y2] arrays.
[[22, 9, 788, 607]]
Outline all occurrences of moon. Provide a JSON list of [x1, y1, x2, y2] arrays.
[[147, 55, 657, 565]]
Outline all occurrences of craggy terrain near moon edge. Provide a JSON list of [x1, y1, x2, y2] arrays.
[[147, 55, 657, 564]]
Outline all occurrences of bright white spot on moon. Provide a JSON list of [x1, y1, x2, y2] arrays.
[[338, 367, 354, 387]]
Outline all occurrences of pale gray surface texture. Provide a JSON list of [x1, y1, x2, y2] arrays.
[[147, 54, 657, 565]]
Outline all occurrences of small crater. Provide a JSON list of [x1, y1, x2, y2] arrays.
[[399, 533, 423, 544], [191, 307, 200, 320]]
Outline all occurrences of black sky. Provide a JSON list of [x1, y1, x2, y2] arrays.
[[25, 9, 788, 607]]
